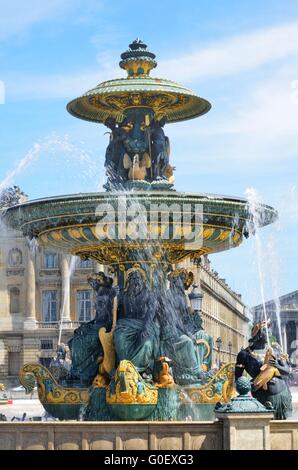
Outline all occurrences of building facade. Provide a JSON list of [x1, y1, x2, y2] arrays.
[[0, 225, 250, 385], [252, 291, 298, 366], [0, 223, 103, 384], [184, 257, 250, 365]]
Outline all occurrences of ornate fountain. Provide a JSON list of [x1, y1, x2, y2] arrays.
[[4, 39, 277, 421]]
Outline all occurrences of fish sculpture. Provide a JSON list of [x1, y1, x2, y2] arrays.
[[253, 347, 281, 391]]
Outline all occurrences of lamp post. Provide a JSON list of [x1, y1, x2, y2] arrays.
[[228, 340, 232, 361], [188, 284, 203, 312], [188, 284, 204, 330], [216, 337, 222, 368]]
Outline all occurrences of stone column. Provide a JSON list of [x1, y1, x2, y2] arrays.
[[24, 251, 37, 330], [61, 255, 71, 322]]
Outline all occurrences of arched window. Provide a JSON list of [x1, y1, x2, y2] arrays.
[[8, 248, 22, 267], [9, 287, 20, 313]]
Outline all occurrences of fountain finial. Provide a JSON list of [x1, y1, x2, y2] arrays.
[[119, 39, 157, 77]]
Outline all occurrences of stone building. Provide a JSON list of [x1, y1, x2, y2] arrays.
[[0, 225, 250, 385], [184, 257, 250, 365], [252, 291, 298, 365], [0, 223, 104, 385]]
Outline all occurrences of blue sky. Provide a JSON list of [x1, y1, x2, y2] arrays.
[[0, 0, 297, 307]]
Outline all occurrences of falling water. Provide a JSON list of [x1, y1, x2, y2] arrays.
[[0, 135, 101, 348], [0, 143, 42, 194], [0, 134, 100, 198], [58, 255, 77, 346], [245, 188, 271, 346], [267, 231, 282, 345], [270, 185, 298, 355], [27, 238, 39, 256], [178, 389, 214, 421]]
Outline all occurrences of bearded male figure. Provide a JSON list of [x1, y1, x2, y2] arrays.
[[160, 270, 210, 384], [68, 272, 116, 385], [113, 269, 160, 374]]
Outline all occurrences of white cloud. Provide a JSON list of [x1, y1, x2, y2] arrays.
[[165, 63, 298, 166], [4, 20, 298, 169], [158, 21, 298, 83], [6, 20, 298, 103], [0, 0, 81, 40], [216, 74, 298, 138], [203, 67, 298, 166], [7, 69, 117, 100]]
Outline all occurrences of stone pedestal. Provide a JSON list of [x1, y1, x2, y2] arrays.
[[215, 412, 273, 450], [214, 376, 274, 450]]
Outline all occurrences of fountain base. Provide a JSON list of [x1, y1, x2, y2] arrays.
[[19, 361, 235, 421]]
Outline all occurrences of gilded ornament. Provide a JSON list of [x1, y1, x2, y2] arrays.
[[253, 347, 281, 391], [106, 360, 158, 405], [155, 357, 176, 388], [168, 268, 194, 290], [19, 363, 89, 405], [180, 363, 236, 404], [203, 228, 214, 239]]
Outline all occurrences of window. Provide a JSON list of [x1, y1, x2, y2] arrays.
[[42, 291, 58, 322], [8, 352, 21, 376], [78, 258, 92, 269], [77, 290, 92, 322], [44, 252, 58, 269], [40, 339, 53, 351], [9, 287, 20, 313]]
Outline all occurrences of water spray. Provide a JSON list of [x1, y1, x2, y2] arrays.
[[245, 187, 271, 348]]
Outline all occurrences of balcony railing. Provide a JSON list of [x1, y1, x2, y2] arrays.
[[36, 321, 83, 329]]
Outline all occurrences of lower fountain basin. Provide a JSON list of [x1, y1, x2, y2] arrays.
[[19, 361, 236, 422], [3, 190, 277, 265]]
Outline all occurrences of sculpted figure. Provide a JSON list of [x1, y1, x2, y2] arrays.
[[160, 271, 207, 384], [113, 269, 160, 374], [68, 272, 116, 385], [104, 117, 130, 188], [87, 272, 115, 327], [0, 185, 28, 208], [186, 307, 213, 372], [150, 117, 169, 180], [235, 321, 292, 419], [49, 343, 71, 383]]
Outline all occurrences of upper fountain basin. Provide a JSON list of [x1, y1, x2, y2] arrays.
[[66, 77, 211, 124]]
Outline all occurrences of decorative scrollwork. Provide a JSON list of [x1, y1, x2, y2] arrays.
[[19, 363, 89, 405], [180, 363, 236, 404]]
